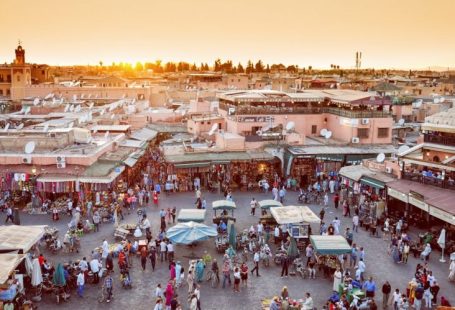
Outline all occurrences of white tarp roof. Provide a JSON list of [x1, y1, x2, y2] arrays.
[[0, 225, 47, 253], [130, 128, 158, 142], [0, 254, 25, 284], [270, 206, 320, 224]]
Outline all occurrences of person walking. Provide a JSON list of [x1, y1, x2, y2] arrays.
[[92, 212, 100, 232], [149, 245, 157, 271], [140, 246, 147, 271], [90, 258, 101, 284], [187, 270, 194, 294], [352, 214, 359, 233], [333, 193, 340, 209], [280, 254, 289, 277], [5, 206, 13, 223], [251, 250, 260, 277], [382, 281, 391, 309], [319, 208, 325, 222], [363, 276, 376, 298], [77, 270, 84, 297], [250, 198, 257, 216]]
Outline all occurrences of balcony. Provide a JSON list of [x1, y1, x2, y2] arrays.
[[402, 172, 455, 191], [423, 133, 455, 147], [219, 102, 391, 118]]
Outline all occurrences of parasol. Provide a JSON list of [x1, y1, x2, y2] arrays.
[[52, 263, 66, 287], [31, 258, 43, 286], [287, 237, 299, 259], [228, 222, 237, 250], [437, 228, 446, 263], [166, 221, 217, 245]]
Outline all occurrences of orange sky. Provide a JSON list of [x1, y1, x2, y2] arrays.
[[0, 0, 454, 69]]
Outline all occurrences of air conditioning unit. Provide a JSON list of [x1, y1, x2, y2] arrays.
[[22, 156, 32, 164], [385, 167, 392, 173], [352, 137, 360, 143], [361, 118, 369, 125], [56, 156, 66, 164], [57, 162, 66, 169]]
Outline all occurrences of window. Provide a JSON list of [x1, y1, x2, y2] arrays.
[[0, 90, 2, 95], [377, 128, 389, 138], [41, 70, 45, 75], [357, 128, 369, 138], [17, 75, 21, 82], [311, 125, 317, 134]]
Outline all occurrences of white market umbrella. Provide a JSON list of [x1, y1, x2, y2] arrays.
[[437, 228, 446, 263], [24, 254, 33, 277], [31, 258, 43, 286]]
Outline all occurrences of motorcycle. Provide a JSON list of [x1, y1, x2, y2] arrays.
[[274, 249, 287, 265], [293, 257, 308, 278]]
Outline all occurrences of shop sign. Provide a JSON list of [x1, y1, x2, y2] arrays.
[[408, 195, 428, 212], [429, 205, 455, 226], [237, 116, 275, 123], [339, 117, 359, 127], [387, 187, 408, 203]]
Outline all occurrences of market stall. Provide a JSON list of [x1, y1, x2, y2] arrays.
[[310, 235, 351, 279], [177, 209, 206, 223], [0, 254, 26, 306], [212, 200, 236, 225], [0, 225, 46, 254], [258, 200, 282, 226]]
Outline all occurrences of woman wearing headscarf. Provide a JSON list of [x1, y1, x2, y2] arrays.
[[195, 259, 205, 282], [165, 280, 174, 309]]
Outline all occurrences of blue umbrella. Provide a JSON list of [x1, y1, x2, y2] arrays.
[[166, 221, 218, 245]]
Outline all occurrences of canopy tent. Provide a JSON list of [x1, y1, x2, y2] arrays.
[[258, 199, 283, 209], [0, 254, 25, 284], [166, 221, 217, 245], [212, 200, 236, 210], [310, 235, 351, 255], [0, 225, 47, 253], [177, 209, 206, 223], [270, 206, 320, 224]]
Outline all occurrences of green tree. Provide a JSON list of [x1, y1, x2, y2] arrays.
[[255, 60, 264, 72], [246, 60, 254, 74], [135, 62, 144, 71], [237, 62, 244, 73], [214, 59, 222, 71]]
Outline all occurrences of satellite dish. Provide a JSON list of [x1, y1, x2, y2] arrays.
[[256, 130, 263, 136], [440, 97, 445, 103], [104, 131, 110, 139], [69, 105, 75, 112], [286, 121, 295, 131], [24, 141, 36, 154], [89, 102, 94, 109], [44, 93, 53, 100], [100, 109, 105, 116], [4, 123, 10, 132], [64, 104, 70, 112], [88, 94, 92, 99], [414, 99, 423, 108], [397, 145, 410, 155], [24, 106, 31, 115], [122, 94, 126, 99], [52, 97, 57, 104], [376, 153, 386, 163], [434, 98, 440, 104], [208, 123, 218, 136], [110, 114, 116, 120], [43, 124, 49, 132], [398, 118, 405, 126], [320, 128, 328, 136], [33, 98, 40, 106], [68, 122, 74, 128], [324, 131, 332, 139], [72, 94, 77, 102], [80, 94, 85, 99], [16, 123, 24, 130], [75, 105, 81, 112], [132, 99, 136, 104]]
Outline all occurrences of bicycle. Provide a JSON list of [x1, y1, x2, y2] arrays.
[[205, 270, 220, 288]]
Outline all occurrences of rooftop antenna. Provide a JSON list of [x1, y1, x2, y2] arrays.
[[398, 118, 405, 126], [208, 123, 218, 136], [376, 152, 386, 163], [24, 141, 36, 154], [3, 123, 10, 132]]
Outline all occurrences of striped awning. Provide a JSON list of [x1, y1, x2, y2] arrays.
[[310, 235, 351, 255]]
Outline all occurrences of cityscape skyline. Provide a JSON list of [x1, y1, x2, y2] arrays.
[[1, 0, 454, 70]]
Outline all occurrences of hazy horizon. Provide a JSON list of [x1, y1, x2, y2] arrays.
[[1, 0, 454, 70]]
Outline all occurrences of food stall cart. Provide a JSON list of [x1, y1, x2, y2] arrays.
[[258, 200, 282, 226], [177, 209, 206, 223], [270, 206, 320, 251], [212, 200, 236, 225], [310, 235, 353, 283], [0, 254, 26, 306], [0, 225, 46, 254]]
